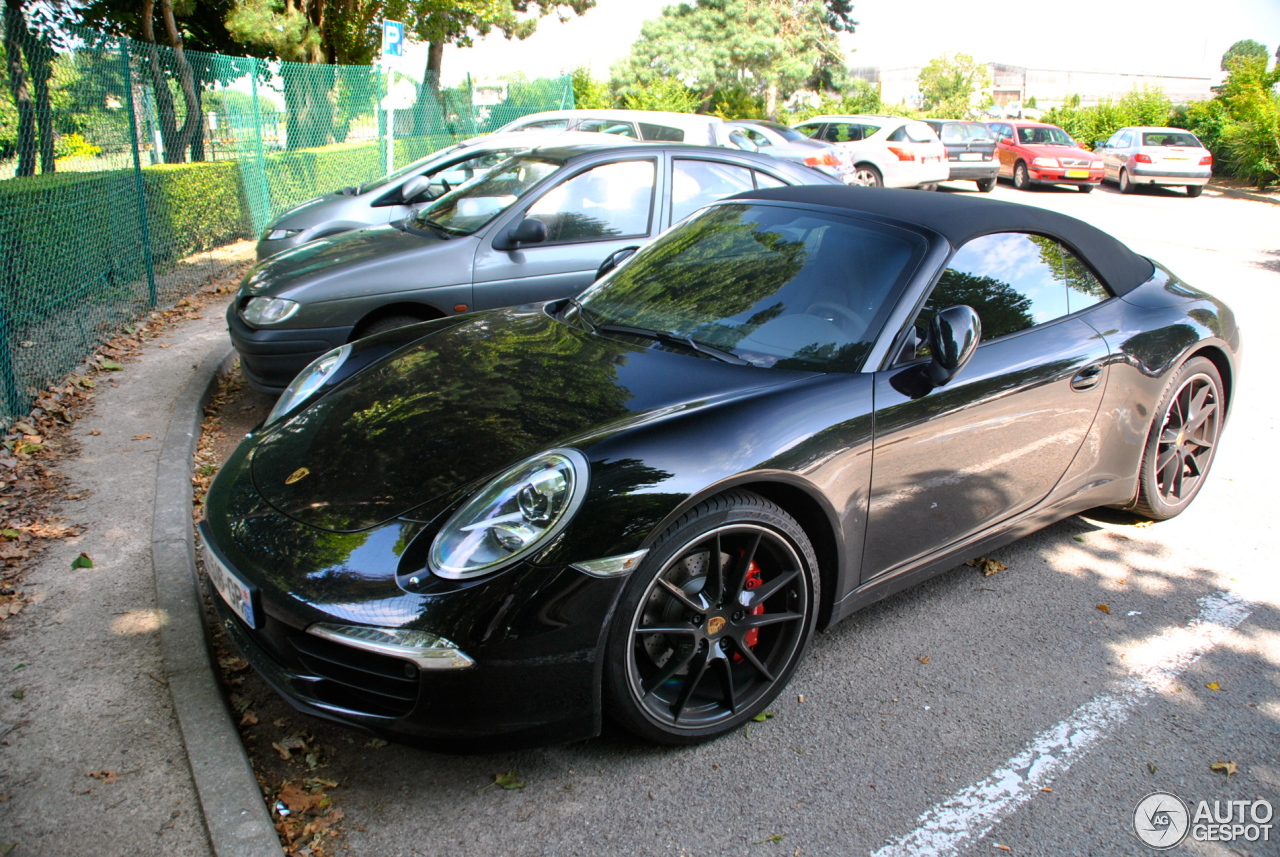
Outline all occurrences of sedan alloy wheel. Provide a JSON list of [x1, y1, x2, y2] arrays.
[[1135, 357, 1223, 519]]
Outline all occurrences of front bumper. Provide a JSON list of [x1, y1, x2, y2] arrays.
[[199, 508, 624, 751], [226, 302, 353, 394], [1028, 168, 1103, 187]]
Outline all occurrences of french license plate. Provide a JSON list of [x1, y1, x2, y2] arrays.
[[1065, 169, 1089, 178], [203, 542, 257, 628], [958, 153, 982, 161]]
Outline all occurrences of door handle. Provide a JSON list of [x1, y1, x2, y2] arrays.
[[1071, 363, 1105, 391]]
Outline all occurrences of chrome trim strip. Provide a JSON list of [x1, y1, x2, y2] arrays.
[[307, 624, 476, 670]]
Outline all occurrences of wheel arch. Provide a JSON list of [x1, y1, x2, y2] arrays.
[[643, 473, 847, 630], [1187, 343, 1234, 417], [350, 301, 447, 340]]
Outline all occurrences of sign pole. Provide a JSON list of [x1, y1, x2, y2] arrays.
[[381, 20, 404, 176]]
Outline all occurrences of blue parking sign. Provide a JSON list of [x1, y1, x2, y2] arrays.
[[382, 20, 404, 58]]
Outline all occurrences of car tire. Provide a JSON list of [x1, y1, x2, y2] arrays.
[[919, 182, 938, 192], [1187, 185, 1204, 198], [1118, 168, 1135, 194], [1013, 161, 1032, 191], [976, 177, 997, 193], [1077, 184, 1094, 193], [603, 490, 820, 745], [1132, 357, 1224, 521], [356, 314, 428, 338], [850, 164, 882, 187]]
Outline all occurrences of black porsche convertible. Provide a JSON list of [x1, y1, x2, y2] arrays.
[[200, 185, 1239, 749]]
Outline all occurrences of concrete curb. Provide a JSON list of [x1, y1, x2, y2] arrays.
[[1207, 183, 1280, 206], [152, 342, 284, 857]]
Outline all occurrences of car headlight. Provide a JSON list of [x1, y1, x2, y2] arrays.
[[1031, 157, 1059, 168], [264, 344, 352, 426], [1090, 161, 1104, 170], [263, 228, 301, 241], [429, 449, 589, 579], [241, 296, 299, 326]]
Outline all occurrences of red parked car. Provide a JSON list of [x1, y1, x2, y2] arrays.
[[986, 120, 1105, 192]]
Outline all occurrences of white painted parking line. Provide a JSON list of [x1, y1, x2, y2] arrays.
[[870, 591, 1255, 857]]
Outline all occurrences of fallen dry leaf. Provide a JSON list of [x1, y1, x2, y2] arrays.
[[966, 556, 1007, 576], [1205, 682, 1221, 691], [240, 710, 259, 726], [917, 655, 931, 664], [1210, 761, 1237, 777], [131, 433, 152, 441], [1096, 604, 1111, 615], [86, 770, 117, 783]]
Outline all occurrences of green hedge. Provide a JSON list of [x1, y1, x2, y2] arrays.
[[263, 140, 382, 215], [143, 159, 250, 262]]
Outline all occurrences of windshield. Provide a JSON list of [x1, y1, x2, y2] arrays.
[[940, 123, 995, 144], [411, 156, 561, 236], [575, 204, 924, 372], [1016, 126, 1075, 146], [358, 152, 448, 195]]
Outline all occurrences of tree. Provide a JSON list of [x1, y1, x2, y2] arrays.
[[1221, 39, 1268, 72], [1218, 52, 1280, 188], [3, 0, 70, 176], [917, 53, 989, 118], [612, 0, 844, 119]]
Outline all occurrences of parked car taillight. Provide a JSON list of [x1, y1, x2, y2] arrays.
[[886, 145, 917, 162], [804, 154, 839, 167], [1134, 154, 1153, 163], [1200, 154, 1214, 166]]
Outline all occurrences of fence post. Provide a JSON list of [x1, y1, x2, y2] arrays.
[[120, 37, 157, 305], [120, 36, 158, 307]]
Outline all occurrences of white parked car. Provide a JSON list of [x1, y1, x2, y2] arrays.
[[492, 109, 730, 146], [1093, 126, 1213, 197], [791, 115, 949, 189]]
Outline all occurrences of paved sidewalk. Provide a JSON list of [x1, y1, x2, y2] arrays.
[[0, 303, 279, 856]]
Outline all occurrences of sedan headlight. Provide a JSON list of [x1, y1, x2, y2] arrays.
[[1090, 161, 1104, 170], [1031, 157, 1060, 168], [263, 228, 301, 241], [241, 296, 299, 326], [264, 344, 352, 426], [430, 449, 589, 579]]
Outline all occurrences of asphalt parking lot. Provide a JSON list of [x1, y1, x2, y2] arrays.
[[219, 180, 1280, 857]]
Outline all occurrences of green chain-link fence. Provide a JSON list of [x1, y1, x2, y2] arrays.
[[0, 11, 573, 423]]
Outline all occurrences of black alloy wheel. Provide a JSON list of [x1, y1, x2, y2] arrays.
[[604, 491, 819, 744], [1133, 357, 1224, 520], [1013, 161, 1032, 190]]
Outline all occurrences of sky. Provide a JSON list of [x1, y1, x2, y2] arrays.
[[437, 0, 1280, 86]]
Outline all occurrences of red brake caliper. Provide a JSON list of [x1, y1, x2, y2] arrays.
[[733, 559, 765, 662]]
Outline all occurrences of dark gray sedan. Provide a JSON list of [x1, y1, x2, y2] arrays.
[[230, 141, 842, 392]]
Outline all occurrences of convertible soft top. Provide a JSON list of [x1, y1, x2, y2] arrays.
[[727, 185, 1156, 296]]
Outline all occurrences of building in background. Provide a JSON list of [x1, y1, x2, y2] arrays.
[[849, 64, 1215, 110]]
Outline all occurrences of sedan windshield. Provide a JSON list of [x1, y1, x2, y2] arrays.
[[1017, 126, 1075, 146], [411, 156, 561, 236], [359, 153, 442, 195], [575, 204, 924, 372]]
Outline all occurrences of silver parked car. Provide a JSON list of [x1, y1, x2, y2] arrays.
[[492, 109, 730, 146], [255, 131, 620, 260], [1093, 126, 1213, 197], [791, 115, 948, 189], [723, 120, 853, 182], [230, 141, 842, 392]]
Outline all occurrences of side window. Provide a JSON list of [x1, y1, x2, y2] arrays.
[[579, 118, 638, 137], [753, 170, 786, 189], [428, 149, 515, 196], [743, 128, 772, 148], [520, 119, 570, 132], [670, 159, 754, 223], [525, 160, 655, 243], [1061, 246, 1111, 313], [887, 126, 908, 142], [638, 122, 685, 142], [824, 123, 858, 143], [914, 232, 1088, 349], [793, 123, 821, 139]]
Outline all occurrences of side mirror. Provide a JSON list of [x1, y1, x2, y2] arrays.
[[925, 305, 981, 387], [1001, 136, 1014, 144], [494, 217, 548, 251], [399, 175, 432, 203], [594, 246, 639, 281], [1095, 140, 1109, 150], [727, 130, 758, 152]]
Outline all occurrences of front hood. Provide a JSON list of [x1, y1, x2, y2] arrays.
[[1022, 144, 1093, 161], [242, 224, 463, 297], [272, 192, 350, 229], [250, 307, 808, 532]]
